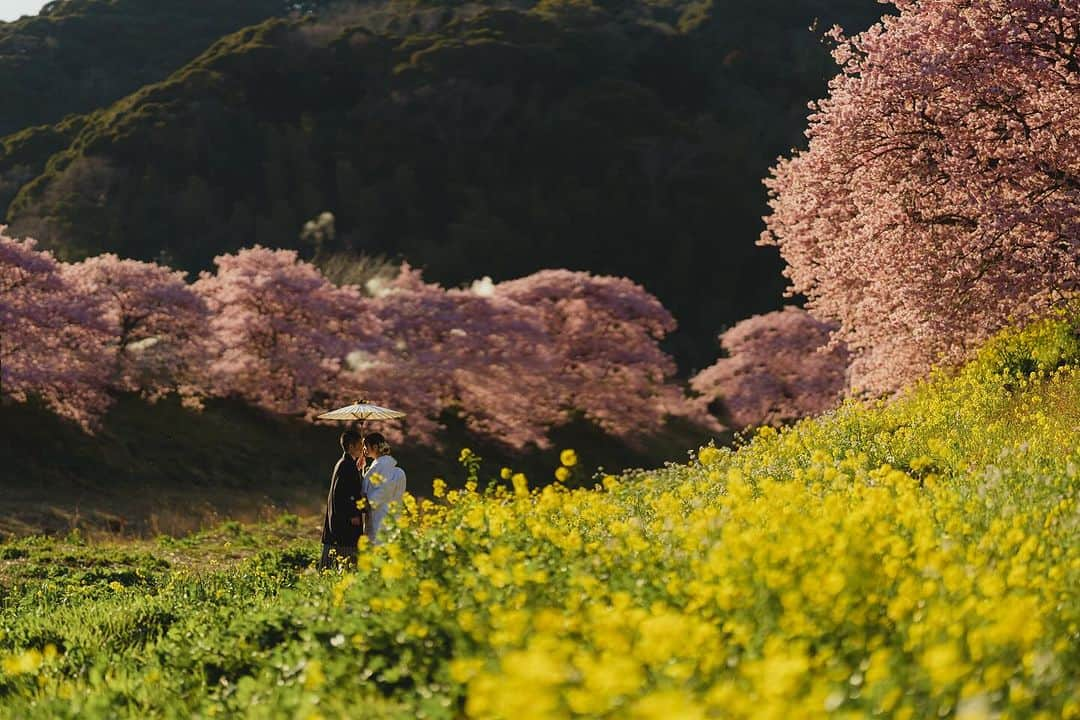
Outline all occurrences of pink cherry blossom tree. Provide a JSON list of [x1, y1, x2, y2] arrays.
[[761, 0, 1080, 393], [691, 307, 850, 429], [353, 265, 559, 448], [63, 255, 211, 404], [193, 246, 379, 416], [493, 269, 711, 439], [0, 229, 112, 428], [352, 266, 710, 448]]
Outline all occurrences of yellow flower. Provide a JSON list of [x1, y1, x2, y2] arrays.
[[449, 657, 484, 683], [464, 506, 486, 530], [332, 575, 356, 608], [560, 449, 578, 467], [555, 466, 571, 483], [500, 467, 513, 480], [921, 643, 968, 688], [418, 579, 440, 606], [302, 660, 325, 691], [433, 478, 447, 497], [909, 454, 935, 473], [405, 622, 429, 638], [2, 649, 43, 676], [577, 651, 644, 698], [380, 560, 405, 581], [512, 472, 529, 496], [698, 445, 721, 466], [629, 690, 707, 720]]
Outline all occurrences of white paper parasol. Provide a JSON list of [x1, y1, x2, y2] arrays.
[[317, 400, 406, 447], [317, 400, 407, 422]]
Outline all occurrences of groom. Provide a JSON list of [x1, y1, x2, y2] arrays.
[[319, 429, 366, 569]]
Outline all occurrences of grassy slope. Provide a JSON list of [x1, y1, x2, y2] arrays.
[[0, 313, 1076, 717], [0, 395, 331, 537], [0, 393, 719, 538]]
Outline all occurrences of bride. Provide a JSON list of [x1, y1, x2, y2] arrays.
[[359, 432, 407, 544]]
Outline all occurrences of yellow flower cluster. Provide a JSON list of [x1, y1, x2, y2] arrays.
[[339, 315, 1080, 719], [1, 645, 57, 677]]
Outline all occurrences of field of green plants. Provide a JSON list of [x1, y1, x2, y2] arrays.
[[2, 314, 1079, 719]]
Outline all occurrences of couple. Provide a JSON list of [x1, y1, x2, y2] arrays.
[[319, 429, 407, 569]]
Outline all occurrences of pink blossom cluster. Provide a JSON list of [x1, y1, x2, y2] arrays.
[[691, 307, 850, 429], [494, 270, 703, 440], [64, 254, 210, 405], [193, 246, 373, 416], [2, 230, 706, 446], [1, 232, 112, 428], [356, 266, 715, 447], [357, 264, 559, 447], [762, 0, 1080, 393]]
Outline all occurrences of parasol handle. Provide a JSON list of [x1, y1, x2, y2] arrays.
[[359, 418, 366, 463], [356, 400, 369, 448]]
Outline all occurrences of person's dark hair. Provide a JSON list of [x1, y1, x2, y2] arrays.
[[363, 432, 391, 455], [340, 429, 362, 452]]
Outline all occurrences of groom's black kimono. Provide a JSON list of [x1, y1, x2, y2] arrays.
[[320, 452, 365, 567]]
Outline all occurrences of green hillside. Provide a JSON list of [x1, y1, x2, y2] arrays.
[[0, 0, 296, 136], [0, 0, 886, 369]]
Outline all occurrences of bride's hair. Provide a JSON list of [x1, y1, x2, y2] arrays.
[[364, 432, 391, 456]]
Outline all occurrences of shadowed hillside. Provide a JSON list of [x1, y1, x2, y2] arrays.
[[0, 0, 302, 136], [0, 394, 718, 538]]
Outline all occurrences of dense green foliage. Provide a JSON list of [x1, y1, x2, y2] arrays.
[[1, 314, 1077, 718], [0, 0, 885, 368]]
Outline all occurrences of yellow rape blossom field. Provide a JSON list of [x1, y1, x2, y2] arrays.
[[1, 314, 1079, 719]]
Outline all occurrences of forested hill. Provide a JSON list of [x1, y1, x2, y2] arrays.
[[0, 0, 303, 136], [0, 0, 886, 370]]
